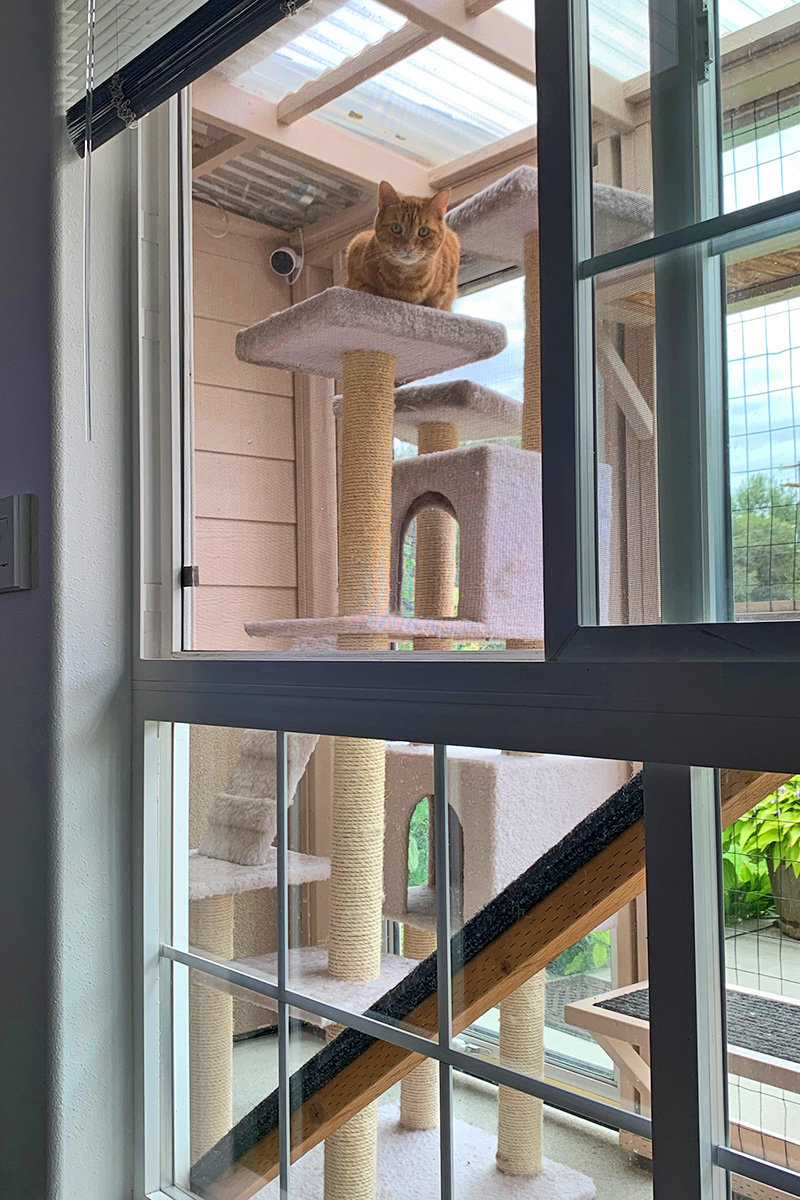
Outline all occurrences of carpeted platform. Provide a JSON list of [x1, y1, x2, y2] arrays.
[[598, 984, 800, 1065], [253, 1105, 596, 1200], [235, 287, 507, 386], [188, 847, 330, 901]]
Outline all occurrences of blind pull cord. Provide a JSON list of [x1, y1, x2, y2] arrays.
[[83, 0, 97, 444]]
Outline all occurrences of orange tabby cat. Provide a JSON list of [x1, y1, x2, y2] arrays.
[[346, 181, 460, 310]]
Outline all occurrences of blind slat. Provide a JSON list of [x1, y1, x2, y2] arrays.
[[65, 0, 314, 152]]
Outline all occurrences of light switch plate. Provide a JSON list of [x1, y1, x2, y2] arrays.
[[0, 495, 34, 593]]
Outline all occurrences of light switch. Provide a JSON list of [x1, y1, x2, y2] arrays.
[[0, 495, 34, 593]]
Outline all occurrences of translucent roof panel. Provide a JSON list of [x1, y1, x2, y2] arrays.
[[500, 0, 799, 81], [315, 37, 537, 167], [231, 0, 406, 103]]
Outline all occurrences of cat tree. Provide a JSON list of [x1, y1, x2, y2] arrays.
[[236, 285, 509, 1200], [191, 164, 653, 1198]]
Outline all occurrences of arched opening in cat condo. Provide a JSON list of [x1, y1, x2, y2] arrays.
[[405, 794, 464, 936], [397, 490, 460, 627]]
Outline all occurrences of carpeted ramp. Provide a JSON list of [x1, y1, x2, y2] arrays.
[[191, 771, 644, 1198]]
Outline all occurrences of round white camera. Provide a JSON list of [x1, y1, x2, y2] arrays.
[[269, 246, 300, 277]]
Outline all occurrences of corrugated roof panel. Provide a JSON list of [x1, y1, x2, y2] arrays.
[[192, 132, 368, 229], [229, 0, 405, 101], [314, 36, 536, 167]]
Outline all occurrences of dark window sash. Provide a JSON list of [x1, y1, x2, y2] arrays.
[[67, 0, 311, 154]]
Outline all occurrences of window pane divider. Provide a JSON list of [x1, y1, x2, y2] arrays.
[[644, 765, 728, 1199], [434, 744, 454, 1200], [715, 1146, 800, 1199], [160, 944, 652, 1141], [579, 189, 800, 280], [276, 731, 291, 1200]]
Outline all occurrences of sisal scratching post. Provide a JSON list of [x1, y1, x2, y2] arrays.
[[326, 349, 395, 1200], [413, 422, 459, 651], [328, 736, 386, 982], [505, 230, 543, 654], [496, 972, 546, 1176], [324, 1022, 379, 1200], [189, 894, 234, 1163], [522, 230, 541, 455], [337, 349, 395, 652], [400, 926, 440, 1130]]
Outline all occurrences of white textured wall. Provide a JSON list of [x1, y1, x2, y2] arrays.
[[0, 3, 135, 1196], [51, 125, 135, 1199]]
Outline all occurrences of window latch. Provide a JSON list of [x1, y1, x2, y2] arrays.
[[696, 1, 712, 83], [181, 565, 200, 588]]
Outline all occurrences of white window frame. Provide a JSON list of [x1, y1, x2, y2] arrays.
[[131, 10, 800, 1192]]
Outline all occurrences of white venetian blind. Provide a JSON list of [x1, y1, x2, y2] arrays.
[[61, 0, 208, 110]]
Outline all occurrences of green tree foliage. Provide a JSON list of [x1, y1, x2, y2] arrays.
[[548, 930, 611, 977], [732, 472, 800, 606], [408, 798, 430, 889]]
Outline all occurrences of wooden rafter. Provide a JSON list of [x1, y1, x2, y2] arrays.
[[277, 24, 436, 125], [194, 771, 787, 1200], [192, 132, 257, 180], [597, 333, 654, 441], [465, 0, 504, 16], [430, 123, 537, 190], [192, 75, 431, 195], [378, 0, 536, 84]]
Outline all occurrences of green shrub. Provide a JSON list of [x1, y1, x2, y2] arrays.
[[549, 930, 611, 977], [721, 775, 800, 924], [722, 818, 775, 923], [734, 776, 800, 879]]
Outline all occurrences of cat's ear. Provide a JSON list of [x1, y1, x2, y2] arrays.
[[379, 180, 400, 208], [428, 188, 451, 219]]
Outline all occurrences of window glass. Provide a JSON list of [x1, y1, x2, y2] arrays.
[[445, 744, 640, 1106], [586, 0, 800, 256], [592, 230, 800, 625], [719, 770, 800, 1177]]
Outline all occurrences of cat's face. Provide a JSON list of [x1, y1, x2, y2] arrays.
[[374, 182, 451, 267]]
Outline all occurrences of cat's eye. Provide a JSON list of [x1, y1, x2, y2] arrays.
[[390, 222, 403, 234], [418, 225, 431, 237]]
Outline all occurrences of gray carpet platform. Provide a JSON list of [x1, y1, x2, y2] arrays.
[[447, 165, 653, 265], [235, 286, 507, 386]]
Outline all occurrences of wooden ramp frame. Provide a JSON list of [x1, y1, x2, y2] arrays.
[[191, 770, 790, 1200]]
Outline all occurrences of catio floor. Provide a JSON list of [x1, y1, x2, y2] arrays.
[[226, 923, 800, 1197], [232, 1027, 654, 1200]]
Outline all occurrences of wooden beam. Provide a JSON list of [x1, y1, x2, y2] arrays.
[[277, 24, 436, 125], [192, 76, 432, 196], [192, 132, 257, 180], [429, 123, 537, 190], [597, 333, 654, 441], [465, 0, 504, 15], [720, 770, 791, 828], [378, 0, 536, 84]]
